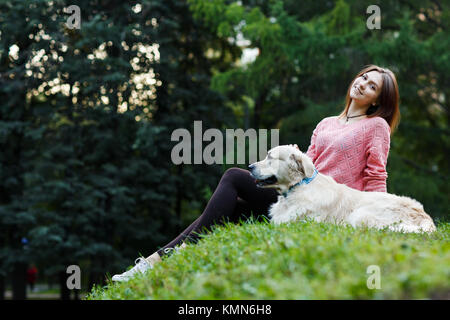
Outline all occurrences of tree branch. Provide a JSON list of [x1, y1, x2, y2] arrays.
[[398, 156, 448, 181]]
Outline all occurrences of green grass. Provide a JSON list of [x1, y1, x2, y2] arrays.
[[87, 219, 450, 300]]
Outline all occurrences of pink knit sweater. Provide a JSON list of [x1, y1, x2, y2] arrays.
[[306, 116, 391, 192]]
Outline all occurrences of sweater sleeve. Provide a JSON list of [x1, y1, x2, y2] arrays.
[[363, 120, 391, 192], [305, 121, 321, 162]]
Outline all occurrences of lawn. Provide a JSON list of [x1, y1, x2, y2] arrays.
[[87, 218, 449, 300]]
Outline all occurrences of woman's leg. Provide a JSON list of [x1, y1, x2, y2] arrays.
[[112, 167, 278, 282], [156, 167, 278, 257], [156, 197, 252, 256]]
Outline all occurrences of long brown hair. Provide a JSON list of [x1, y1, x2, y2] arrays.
[[339, 65, 400, 135]]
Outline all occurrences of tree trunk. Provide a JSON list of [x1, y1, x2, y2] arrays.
[[253, 90, 268, 129], [12, 263, 27, 300], [74, 289, 80, 300], [0, 274, 5, 300], [175, 165, 183, 231], [59, 271, 71, 300]]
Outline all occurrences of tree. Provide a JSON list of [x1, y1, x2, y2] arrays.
[[0, 0, 238, 298]]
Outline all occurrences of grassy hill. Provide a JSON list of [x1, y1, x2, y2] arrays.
[[87, 219, 449, 300]]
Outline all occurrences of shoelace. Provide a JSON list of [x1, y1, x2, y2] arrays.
[[134, 257, 150, 271], [163, 245, 183, 255]]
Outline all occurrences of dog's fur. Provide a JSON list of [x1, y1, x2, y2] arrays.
[[249, 145, 436, 233]]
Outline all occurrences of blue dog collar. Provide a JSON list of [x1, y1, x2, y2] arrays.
[[282, 168, 319, 198]]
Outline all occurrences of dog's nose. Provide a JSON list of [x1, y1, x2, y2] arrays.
[[248, 164, 255, 171]]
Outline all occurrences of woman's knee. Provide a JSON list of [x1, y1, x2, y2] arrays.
[[221, 167, 250, 184]]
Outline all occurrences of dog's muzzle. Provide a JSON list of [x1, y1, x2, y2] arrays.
[[254, 175, 278, 187], [248, 164, 278, 187]]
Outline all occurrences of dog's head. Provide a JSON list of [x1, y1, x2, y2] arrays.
[[248, 145, 315, 193]]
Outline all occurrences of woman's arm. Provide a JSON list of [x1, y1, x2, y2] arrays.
[[305, 122, 321, 162], [363, 119, 391, 192]]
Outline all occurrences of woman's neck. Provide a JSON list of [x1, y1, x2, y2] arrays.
[[338, 100, 370, 125], [347, 100, 370, 117]]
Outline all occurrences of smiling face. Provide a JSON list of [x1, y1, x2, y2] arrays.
[[349, 70, 383, 107]]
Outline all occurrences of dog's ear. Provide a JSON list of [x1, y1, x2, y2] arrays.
[[290, 152, 315, 178]]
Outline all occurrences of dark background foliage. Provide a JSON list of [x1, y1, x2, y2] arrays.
[[0, 0, 448, 299]]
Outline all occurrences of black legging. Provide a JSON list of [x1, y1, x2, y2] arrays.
[[157, 167, 279, 256]]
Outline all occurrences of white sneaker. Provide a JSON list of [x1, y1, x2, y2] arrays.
[[163, 242, 187, 255], [111, 257, 153, 282]]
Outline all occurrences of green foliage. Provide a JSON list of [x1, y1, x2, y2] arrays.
[[0, 0, 448, 298], [87, 220, 450, 299]]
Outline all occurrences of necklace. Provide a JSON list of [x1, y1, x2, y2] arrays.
[[345, 113, 366, 123]]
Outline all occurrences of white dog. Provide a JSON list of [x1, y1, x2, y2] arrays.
[[248, 145, 436, 233]]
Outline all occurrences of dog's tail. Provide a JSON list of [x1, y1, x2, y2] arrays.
[[401, 217, 437, 233], [418, 218, 437, 233], [390, 220, 436, 234], [412, 205, 437, 233], [405, 200, 437, 233]]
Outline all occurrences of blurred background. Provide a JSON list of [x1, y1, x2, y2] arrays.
[[0, 0, 448, 299]]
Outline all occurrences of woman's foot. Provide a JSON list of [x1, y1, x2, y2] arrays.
[[112, 253, 161, 282], [162, 242, 187, 255]]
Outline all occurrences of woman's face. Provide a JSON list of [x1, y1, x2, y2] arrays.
[[350, 70, 383, 106]]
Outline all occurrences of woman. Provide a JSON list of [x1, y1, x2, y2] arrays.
[[112, 64, 400, 282]]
